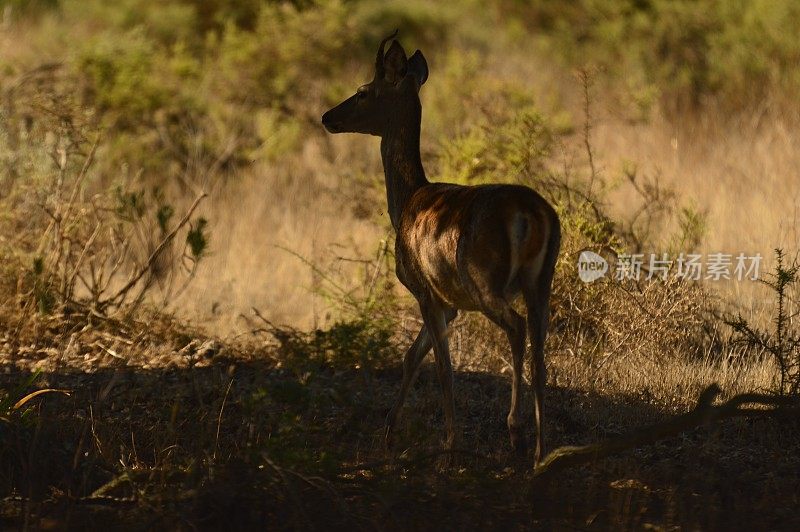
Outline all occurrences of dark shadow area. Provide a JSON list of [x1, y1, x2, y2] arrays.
[[1, 358, 798, 530]]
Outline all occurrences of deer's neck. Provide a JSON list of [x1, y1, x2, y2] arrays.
[[380, 120, 428, 230]]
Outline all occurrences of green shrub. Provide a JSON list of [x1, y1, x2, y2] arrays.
[[513, 0, 800, 112], [76, 28, 201, 127], [211, 1, 352, 107], [266, 319, 397, 374], [62, 0, 199, 44], [436, 105, 555, 185]]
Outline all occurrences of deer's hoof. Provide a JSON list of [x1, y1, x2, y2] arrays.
[[534, 445, 543, 466], [509, 428, 528, 457]]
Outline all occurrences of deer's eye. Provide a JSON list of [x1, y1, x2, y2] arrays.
[[356, 87, 369, 100]]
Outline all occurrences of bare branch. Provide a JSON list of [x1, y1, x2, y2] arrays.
[[104, 192, 207, 309], [533, 384, 798, 480]]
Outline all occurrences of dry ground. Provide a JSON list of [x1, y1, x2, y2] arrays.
[[1, 312, 797, 531]]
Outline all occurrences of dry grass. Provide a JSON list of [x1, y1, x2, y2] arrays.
[[173, 42, 800, 336], [1, 3, 799, 529], [596, 107, 800, 321], [175, 128, 388, 331]]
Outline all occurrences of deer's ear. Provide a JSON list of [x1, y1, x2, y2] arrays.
[[383, 40, 408, 84], [407, 50, 428, 88]]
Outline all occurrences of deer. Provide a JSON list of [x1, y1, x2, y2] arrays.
[[321, 31, 561, 465]]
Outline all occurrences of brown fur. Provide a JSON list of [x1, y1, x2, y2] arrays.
[[322, 34, 561, 464], [398, 184, 554, 310]]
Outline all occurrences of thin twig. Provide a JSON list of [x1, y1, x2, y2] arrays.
[[578, 67, 598, 193], [105, 192, 207, 308], [213, 378, 234, 461]]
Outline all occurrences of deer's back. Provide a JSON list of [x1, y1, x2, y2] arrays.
[[395, 182, 556, 309]]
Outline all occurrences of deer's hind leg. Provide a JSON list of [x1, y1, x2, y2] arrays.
[[478, 294, 528, 455], [460, 243, 529, 454], [520, 251, 557, 465]]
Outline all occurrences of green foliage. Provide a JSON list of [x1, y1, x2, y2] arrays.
[[157, 204, 175, 234], [355, 0, 460, 49], [188, 0, 263, 33], [267, 319, 397, 375], [4, 0, 800, 196], [518, 0, 800, 112], [0, 370, 68, 425], [249, 108, 303, 162], [30, 256, 55, 315], [54, 0, 363, 184], [670, 204, 708, 254], [63, 0, 199, 44], [0, 75, 211, 316], [278, 238, 401, 333], [0, 0, 59, 18], [76, 28, 194, 127], [212, 1, 352, 106], [0, 371, 42, 424], [239, 380, 348, 474], [438, 106, 555, 185], [186, 217, 208, 259], [115, 187, 147, 220]]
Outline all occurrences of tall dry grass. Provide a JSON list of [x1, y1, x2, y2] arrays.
[[179, 132, 387, 331], [595, 106, 800, 326], [180, 43, 799, 336]]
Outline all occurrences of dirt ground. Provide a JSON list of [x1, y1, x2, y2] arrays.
[[1, 314, 798, 530]]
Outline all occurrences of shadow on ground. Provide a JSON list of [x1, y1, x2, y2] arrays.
[[1, 357, 798, 530]]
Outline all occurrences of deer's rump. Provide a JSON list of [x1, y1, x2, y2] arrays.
[[396, 182, 555, 310]]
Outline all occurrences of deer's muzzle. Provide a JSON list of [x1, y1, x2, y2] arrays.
[[321, 111, 343, 133]]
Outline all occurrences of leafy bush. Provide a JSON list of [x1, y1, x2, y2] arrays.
[[263, 318, 397, 374], [0, 69, 209, 320], [513, 0, 800, 113], [76, 28, 201, 128], [254, 240, 401, 373], [437, 106, 556, 185]]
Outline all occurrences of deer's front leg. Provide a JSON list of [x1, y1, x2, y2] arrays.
[[385, 324, 432, 447], [419, 300, 457, 450]]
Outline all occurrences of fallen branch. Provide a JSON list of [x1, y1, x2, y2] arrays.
[[533, 384, 798, 480]]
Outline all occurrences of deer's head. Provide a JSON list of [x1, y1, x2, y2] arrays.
[[322, 31, 428, 137]]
